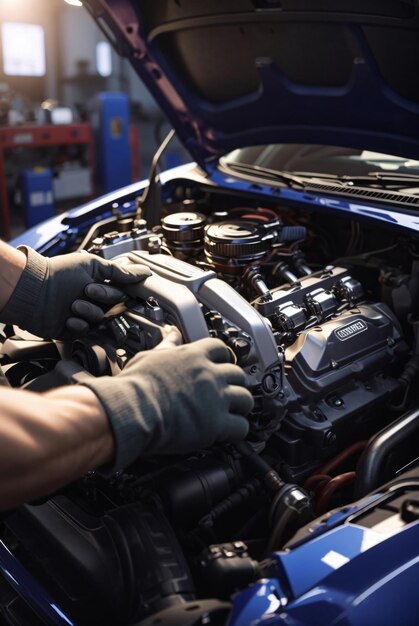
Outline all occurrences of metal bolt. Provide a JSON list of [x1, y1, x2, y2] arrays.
[[325, 431, 337, 445], [148, 236, 161, 253], [312, 409, 325, 422], [116, 348, 128, 370]]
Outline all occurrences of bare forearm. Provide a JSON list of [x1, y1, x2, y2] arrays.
[[0, 240, 26, 311], [0, 386, 114, 509]]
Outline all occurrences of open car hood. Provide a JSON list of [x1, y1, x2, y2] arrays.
[[84, 0, 419, 170]]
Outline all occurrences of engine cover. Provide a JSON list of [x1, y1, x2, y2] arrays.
[[269, 302, 405, 476], [285, 302, 405, 402]]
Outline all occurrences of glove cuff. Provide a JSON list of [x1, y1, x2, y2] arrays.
[[82, 377, 147, 474], [0, 247, 48, 329]]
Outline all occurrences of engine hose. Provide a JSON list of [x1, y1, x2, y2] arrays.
[[265, 483, 313, 557], [278, 226, 307, 243], [355, 407, 419, 498], [391, 359, 419, 411], [393, 318, 419, 409], [304, 474, 332, 491], [394, 355, 419, 411], [234, 441, 285, 492], [399, 355, 419, 388], [265, 507, 297, 555], [303, 441, 367, 493], [315, 472, 356, 515], [198, 478, 261, 529]]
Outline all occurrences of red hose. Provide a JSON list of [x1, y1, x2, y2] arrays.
[[315, 472, 356, 515], [304, 474, 332, 490], [303, 441, 367, 492], [317, 441, 368, 476]]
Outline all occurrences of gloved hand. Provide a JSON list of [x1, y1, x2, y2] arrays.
[[83, 337, 254, 470], [0, 247, 151, 339]]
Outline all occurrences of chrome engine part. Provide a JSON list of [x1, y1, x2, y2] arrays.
[[124, 251, 280, 375]]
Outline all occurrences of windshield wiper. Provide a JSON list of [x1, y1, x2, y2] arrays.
[[224, 162, 307, 188], [224, 162, 419, 192], [331, 172, 419, 188]]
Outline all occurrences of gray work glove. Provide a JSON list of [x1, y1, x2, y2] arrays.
[[0, 247, 151, 339], [83, 336, 254, 470]]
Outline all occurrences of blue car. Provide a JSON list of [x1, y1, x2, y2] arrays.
[[3, 1, 419, 625]]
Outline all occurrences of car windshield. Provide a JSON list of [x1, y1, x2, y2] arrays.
[[223, 145, 419, 181]]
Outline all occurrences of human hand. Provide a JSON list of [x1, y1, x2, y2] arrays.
[[1, 247, 151, 339], [83, 337, 254, 470]]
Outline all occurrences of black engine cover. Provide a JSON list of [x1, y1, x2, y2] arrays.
[[285, 302, 406, 402], [274, 302, 407, 477]]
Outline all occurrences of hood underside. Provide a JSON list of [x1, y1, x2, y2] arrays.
[[84, 0, 419, 169]]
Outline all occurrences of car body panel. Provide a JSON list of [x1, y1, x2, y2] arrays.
[[2, 493, 419, 626], [82, 0, 419, 168], [12, 163, 419, 255]]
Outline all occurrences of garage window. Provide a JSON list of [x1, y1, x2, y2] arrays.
[[1, 22, 46, 77]]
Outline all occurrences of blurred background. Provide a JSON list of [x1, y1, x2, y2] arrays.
[[0, 0, 188, 240]]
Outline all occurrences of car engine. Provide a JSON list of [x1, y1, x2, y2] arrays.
[[75, 207, 409, 478], [1, 200, 419, 626]]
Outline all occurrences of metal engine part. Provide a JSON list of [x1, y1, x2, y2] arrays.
[[109, 250, 407, 477], [122, 251, 280, 379], [161, 211, 207, 259], [204, 220, 276, 264]]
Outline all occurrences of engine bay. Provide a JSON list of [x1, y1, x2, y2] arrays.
[[2, 187, 419, 625]]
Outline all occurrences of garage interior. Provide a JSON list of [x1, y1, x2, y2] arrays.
[[0, 0, 187, 241]]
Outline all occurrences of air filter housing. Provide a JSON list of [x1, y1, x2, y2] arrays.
[[161, 212, 207, 258], [204, 220, 275, 264]]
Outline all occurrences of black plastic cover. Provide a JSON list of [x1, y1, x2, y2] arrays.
[[5, 499, 194, 625], [285, 302, 405, 401]]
